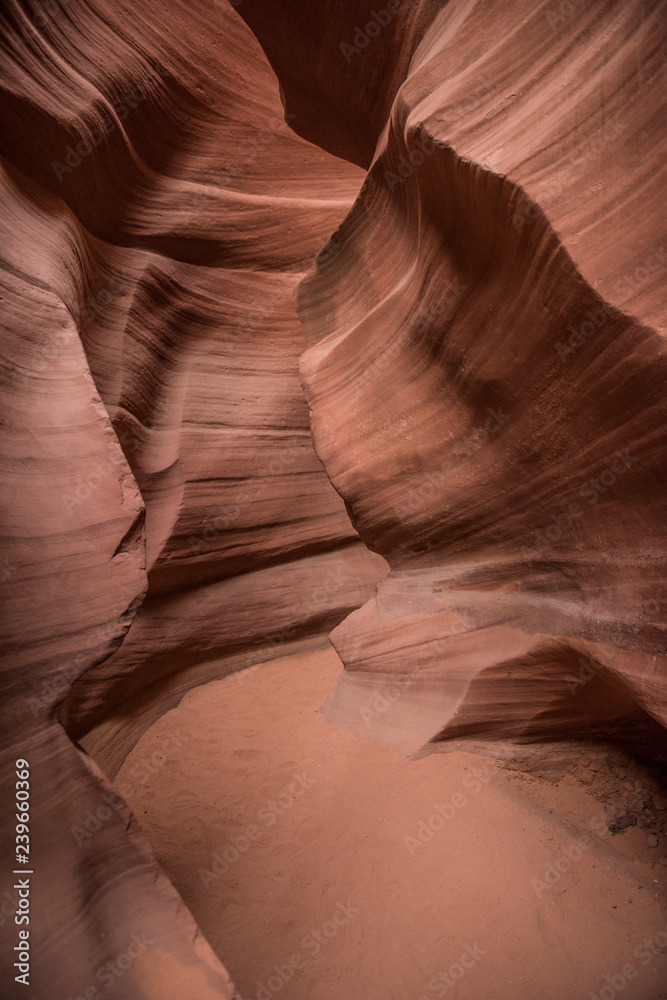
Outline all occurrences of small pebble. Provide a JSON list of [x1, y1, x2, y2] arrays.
[[647, 834, 659, 848], [653, 794, 667, 810]]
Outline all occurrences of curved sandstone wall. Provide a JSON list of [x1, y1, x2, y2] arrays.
[[0, 0, 664, 996], [288, 0, 667, 759], [0, 2, 385, 996]]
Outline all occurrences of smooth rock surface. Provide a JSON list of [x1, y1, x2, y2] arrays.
[[0, 0, 665, 996], [0, 2, 385, 996], [292, 0, 667, 758]]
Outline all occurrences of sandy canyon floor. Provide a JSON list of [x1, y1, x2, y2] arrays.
[[115, 645, 667, 1000]]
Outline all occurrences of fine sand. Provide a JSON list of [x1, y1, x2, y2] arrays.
[[115, 643, 667, 1000]]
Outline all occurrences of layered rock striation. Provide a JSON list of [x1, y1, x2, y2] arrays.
[[1, 0, 665, 996], [0, 1, 385, 996], [287, 0, 667, 756]]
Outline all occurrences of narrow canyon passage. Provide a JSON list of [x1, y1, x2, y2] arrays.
[[116, 646, 667, 1000], [1, 1, 665, 995]]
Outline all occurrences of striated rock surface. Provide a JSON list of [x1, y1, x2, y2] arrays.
[[289, 0, 667, 758], [0, 1, 385, 996], [1, 0, 665, 995]]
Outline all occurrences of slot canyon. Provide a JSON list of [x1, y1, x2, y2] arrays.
[[1, 1, 666, 998]]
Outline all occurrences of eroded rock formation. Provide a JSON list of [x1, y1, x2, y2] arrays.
[[286, 0, 667, 759], [0, 2, 385, 996], [0, 0, 665, 997]]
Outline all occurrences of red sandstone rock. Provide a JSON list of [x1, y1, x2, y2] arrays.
[[291, 0, 666, 758], [0, 0, 665, 996], [0, 2, 384, 996]]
